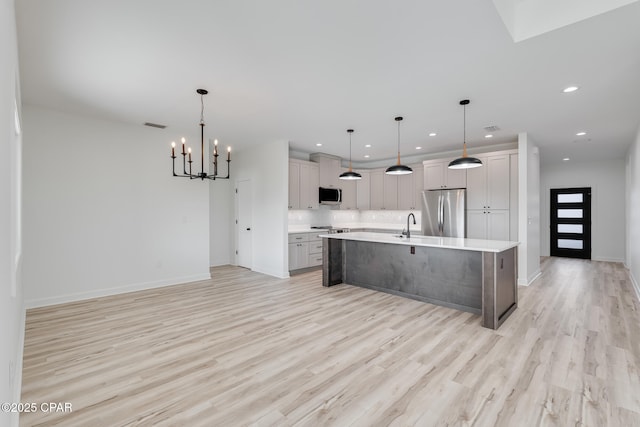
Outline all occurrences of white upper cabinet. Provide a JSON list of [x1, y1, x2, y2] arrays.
[[411, 165, 424, 211], [423, 159, 466, 190], [339, 168, 357, 210], [299, 162, 319, 209], [369, 169, 384, 210], [310, 153, 341, 189], [396, 164, 422, 210], [289, 159, 319, 210], [397, 173, 413, 210], [355, 170, 370, 210], [288, 161, 300, 209], [467, 154, 509, 210], [383, 174, 398, 210], [465, 149, 516, 241]]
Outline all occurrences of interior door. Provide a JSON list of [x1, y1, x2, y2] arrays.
[[550, 187, 591, 259], [236, 179, 252, 268]]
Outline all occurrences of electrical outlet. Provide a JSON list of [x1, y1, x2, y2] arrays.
[[410, 246, 415, 255]]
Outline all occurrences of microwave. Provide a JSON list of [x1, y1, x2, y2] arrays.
[[319, 187, 342, 205]]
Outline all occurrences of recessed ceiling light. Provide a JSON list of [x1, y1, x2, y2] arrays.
[[429, 133, 437, 137], [316, 143, 322, 147], [576, 132, 586, 136], [485, 134, 493, 138], [364, 154, 370, 158], [562, 157, 570, 161], [415, 146, 422, 150], [563, 86, 579, 93], [365, 144, 371, 148]]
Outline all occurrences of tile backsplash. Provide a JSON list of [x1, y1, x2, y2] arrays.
[[288, 208, 421, 232]]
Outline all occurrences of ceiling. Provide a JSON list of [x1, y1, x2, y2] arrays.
[[15, 0, 640, 166]]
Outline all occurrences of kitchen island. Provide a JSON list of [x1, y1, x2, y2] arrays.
[[321, 232, 518, 329]]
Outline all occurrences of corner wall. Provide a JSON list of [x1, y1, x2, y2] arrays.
[[22, 106, 211, 307], [1, 0, 24, 425], [518, 132, 541, 285], [233, 140, 289, 278], [627, 125, 640, 296], [541, 158, 626, 262], [210, 179, 232, 266]]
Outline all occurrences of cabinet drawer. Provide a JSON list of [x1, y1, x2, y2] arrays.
[[309, 241, 323, 254], [288, 233, 309, 243], [308, 254, 323, 266]]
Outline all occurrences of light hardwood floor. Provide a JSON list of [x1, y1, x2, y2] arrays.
[[21, 258, 640, 426]]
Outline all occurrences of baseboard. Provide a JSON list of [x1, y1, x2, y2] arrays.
[[251, 266, 290, 279], [519, 268, 542, 286], [592, 256, 625, 263], [24, 272, 212, 309]]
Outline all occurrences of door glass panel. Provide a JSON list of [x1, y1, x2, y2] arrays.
[[558, 224, 583, 234], [557, 209, 583, 218], [558, 239, 583, 249], [557, 193, 583, 203]]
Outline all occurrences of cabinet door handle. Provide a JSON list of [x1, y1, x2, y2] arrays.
[[246, 227, 251, 231]]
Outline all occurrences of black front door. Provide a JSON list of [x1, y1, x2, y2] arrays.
[[550, 187, 591, 259]]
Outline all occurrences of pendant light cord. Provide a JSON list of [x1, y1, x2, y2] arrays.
[[397, 119, 401, 155], [349, 131, 353, 170], [200, 94, 205, 125], [462, 101, 468, 157]]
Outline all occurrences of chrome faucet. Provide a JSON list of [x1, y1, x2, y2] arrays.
[[406, 213, 416, 238]]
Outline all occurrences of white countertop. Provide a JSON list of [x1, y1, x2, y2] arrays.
[[319, 231, 519, 253]]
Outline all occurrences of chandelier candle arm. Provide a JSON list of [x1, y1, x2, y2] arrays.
[[169, 89, 231, 181]]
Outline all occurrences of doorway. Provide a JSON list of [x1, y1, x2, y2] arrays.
[[236, 179, 252, 269], [550, 187, 591, 259]]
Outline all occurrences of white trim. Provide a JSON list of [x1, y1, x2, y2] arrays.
[[519, 268, 542, 286], [24, 273, 211, 309], [251, 267, 290, 279], [592, 256, 626, 263]]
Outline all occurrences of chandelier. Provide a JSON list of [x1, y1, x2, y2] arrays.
[[170, 89, 230, 180]]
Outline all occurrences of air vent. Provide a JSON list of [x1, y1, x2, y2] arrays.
[[144, 122, 166, 129], [483, 125, 500, 132]]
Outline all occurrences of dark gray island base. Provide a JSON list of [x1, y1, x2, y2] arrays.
[[321, 232, 518, 330]]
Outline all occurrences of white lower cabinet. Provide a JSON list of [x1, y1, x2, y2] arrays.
[[288, 232, 323, 271], [307, 236, 323, 267], [288, 242, 309, 270], [467, 209, 510, 241]]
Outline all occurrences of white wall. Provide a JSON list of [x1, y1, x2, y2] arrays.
[[210, 179, 232, 266], [233, 140, 289, 278], [518, 133, 541, 285], [1, 1, 24, 425], [627, 125, 640, 296], [541, 158, 626, 262], [22, 106, 211, 307]]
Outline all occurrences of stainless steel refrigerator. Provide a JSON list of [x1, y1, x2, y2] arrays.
[[421, 189, 466, 237]]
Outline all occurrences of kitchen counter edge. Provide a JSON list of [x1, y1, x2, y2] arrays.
[[319, 231, 519, 253]]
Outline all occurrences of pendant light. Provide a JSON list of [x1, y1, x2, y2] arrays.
[[448, 99, 482, 169], [385, 116, 413, 175], [339, 129, 362, 180]]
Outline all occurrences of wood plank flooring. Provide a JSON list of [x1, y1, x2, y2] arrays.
[[20, 257, 640, 426]]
